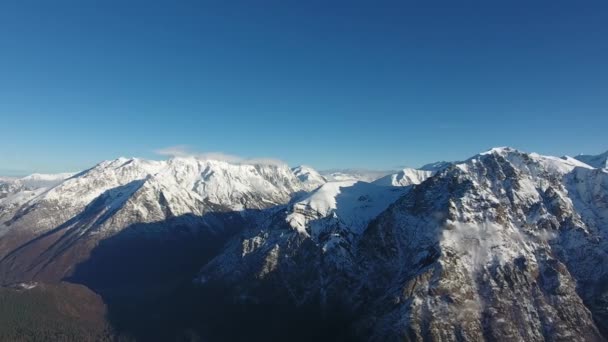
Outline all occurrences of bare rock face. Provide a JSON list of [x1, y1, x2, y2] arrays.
[[197, 148, 608, 341]]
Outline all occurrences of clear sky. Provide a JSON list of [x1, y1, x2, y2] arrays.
[[1, 1, 607, 175]]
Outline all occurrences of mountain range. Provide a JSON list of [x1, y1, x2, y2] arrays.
[[0, 147, 607, 341]]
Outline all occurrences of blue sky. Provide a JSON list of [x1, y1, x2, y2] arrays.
[[1, 1, 607, 175]]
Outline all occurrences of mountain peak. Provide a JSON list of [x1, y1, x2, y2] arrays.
[[573, 150, 608, 169], [196, 145, 608, 341], [480, 146, 519, 155], [320, 169, 393, 182], [286, 180, 407, 237], [419, 160, 453, 172], [372, 167, 434, 187], [291, 165, 326, 191], [3, 156, 307, 234]]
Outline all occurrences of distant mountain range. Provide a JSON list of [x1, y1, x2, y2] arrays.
[[0, 148, 607, 341]]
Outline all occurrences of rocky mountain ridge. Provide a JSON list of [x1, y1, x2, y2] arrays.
[[197, 147, 608, 341], [0, 148, 607, 341]]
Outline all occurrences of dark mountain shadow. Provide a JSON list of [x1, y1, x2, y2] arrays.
[[0, 177, 364, 341], [0, 180, 147, 284], [561, 167, 608, 336], [66, 209, 361, 342], [65, 210, 245, 341]]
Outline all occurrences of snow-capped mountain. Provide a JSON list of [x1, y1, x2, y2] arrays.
[[16, 173, 75, 188], [320, 169, 394, 182], [0, 173, 73, 226], [419, 160, 454, 172], [574, 150, 608, 169], [3, 157, 306, 234], [286, 181, 407, 236], [1, 148, 608, 341], [372, 168, 434, 187], [196, 147, 608, 341], [0, 157, 319, 284], [291, 165, 327, 191], [0, 172, 73, 199]]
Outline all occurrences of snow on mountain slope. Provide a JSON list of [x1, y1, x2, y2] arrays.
[[0, 172, 73, 197], [574, 150, 608, 169], [320, 169, 393, 182], [17, 173, 75, 188], [2, 147, 608, 340], [372, 168, 434, 187], [0, 156, 314, 284], [196, 147, 608, 341], [287, 180, 408, 237], [354, 148, 607, 341], [4, 157, 306, 235], [0, 173, 74, 226], [198, 179, 410, 286], [291, 165, 326, 191], [419, 160, 454, 172]]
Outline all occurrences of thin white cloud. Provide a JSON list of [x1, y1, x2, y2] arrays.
[[154, 145, 197, 158], [154, 145, 286, 166]]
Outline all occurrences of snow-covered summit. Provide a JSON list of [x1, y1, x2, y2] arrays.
[[419, 160, 453, 172], [197, 146, 608, 341], [1, 172, 73, 189], [286, 180, 407, 237], [4, 156, 308, 234], [466, 146, 593, 174], [320, 169, 393, 182], [1, 172, 74, 225], [291, 165, 327, 191], [574, 150, 608, 169], [479, 146, 518, 155], [372, 168, 434, 187]]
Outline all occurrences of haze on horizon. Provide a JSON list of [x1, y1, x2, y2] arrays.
[[1, 1, 607, 175]]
